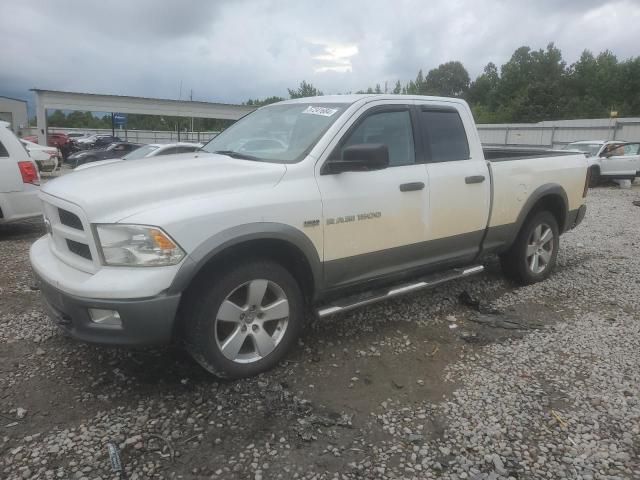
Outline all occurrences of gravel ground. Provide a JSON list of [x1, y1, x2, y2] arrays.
[[1, 185, 639, 479]]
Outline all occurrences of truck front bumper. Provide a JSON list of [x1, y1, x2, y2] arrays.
[[30, 236, 182, 346], [35, 272, 181, 345]]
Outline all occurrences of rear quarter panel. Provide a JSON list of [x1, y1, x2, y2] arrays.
[[489, 154, 588, 229]]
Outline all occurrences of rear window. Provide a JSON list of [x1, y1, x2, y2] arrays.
[[0, 141, 8, 157], [420, 108, 470, 162]]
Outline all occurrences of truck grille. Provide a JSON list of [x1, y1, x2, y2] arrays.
[[66, 239, 92, 260], [58, 209, 84, 230], [41, 196, 98, 273]]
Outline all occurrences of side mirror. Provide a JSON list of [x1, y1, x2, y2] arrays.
[[324, 144, 389, 174]]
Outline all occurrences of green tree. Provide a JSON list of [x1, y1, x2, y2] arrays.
[[245, 96, 284, 106], [424, 61, 470, 97], [288, 80, 323, 99]]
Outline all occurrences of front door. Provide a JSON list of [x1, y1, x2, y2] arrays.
[[601, 143, 640, 177], [316, 103, 430, 289]]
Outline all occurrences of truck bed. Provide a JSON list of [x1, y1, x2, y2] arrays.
[[483, 146, 580, 162]]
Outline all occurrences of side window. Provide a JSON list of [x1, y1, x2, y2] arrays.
[[339, 110, 415, 167], [420, 108, 470, 162], [0, 141, 8, 157], [157, 147, 177, 156], [623, 143, 640, 156], [176, 146, 197, 153]]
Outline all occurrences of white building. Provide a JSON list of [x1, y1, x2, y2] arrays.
[[0, 96, 28, 134]]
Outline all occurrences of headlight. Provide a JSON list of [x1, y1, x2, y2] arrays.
[[95, 224, 185, 266]]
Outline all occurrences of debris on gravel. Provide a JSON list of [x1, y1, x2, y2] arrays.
[[1, 187, 639, 479]]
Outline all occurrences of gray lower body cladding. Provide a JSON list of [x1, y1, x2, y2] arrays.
[[36, 273, 181, 346]]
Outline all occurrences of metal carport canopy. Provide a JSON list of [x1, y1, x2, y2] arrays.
[[31, 88, 256, 144]]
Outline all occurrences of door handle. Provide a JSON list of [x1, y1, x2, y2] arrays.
[[465, 175, 485, 184], [399, 182, 425, 192]]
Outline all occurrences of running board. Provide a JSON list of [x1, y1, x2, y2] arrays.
[[316, 265, 484, 318]]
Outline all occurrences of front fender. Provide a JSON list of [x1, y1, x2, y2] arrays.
[[167, 222, 322, 295]]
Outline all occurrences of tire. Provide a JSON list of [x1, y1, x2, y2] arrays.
[[500, 211, 560, 285], [181, 260, 304, 379], [589, 166, 600, 187]]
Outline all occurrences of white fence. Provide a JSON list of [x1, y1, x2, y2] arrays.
[[22, 127, 220, 145], [478, 119, 640, 148]]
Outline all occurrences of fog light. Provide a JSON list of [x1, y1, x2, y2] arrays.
[[88, 308, 122, 326]]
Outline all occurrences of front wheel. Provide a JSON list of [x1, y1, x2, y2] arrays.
[[500, 211, 560, 285], [182, 260, 304, 378]]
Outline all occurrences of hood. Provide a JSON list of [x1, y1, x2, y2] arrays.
[[42, 152, 287, 222]]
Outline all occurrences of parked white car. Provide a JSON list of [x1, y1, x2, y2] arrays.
[[30, 95, 588, 378], [562, 140, 640, 184], [74, 142, 203, 171], [0, 121, 41, 223], [20, 139, 60, 172]]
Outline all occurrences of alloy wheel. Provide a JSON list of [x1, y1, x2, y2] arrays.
[[214, 279, 290, 364]]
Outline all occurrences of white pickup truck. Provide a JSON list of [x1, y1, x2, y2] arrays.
[[30, 95, 589, 378]]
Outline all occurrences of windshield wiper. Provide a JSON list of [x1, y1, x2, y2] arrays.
[[211, 150, 261, 161]]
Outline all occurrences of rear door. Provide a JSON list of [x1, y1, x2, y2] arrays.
[[316, 101, 431, 288], [414, 101, 491, 263]]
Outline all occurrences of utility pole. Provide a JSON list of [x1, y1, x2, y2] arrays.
[[190, 89, 194, 138], [111, 112, 115, 137]]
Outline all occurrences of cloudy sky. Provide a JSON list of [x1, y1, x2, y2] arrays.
[[1, 0, 639, 107]]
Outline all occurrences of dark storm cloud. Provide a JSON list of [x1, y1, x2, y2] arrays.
[[1, 0, 638, 105]]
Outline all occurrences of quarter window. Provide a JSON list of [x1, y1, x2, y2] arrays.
[[0, 141, 8, 157], [339, 110, 415, 167], [420, 109, 470, 162]]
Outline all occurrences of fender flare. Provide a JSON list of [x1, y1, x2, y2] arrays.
[[168, 223, 322, 295], [487, 183, 570, 253], [514, 183, 569, 234]]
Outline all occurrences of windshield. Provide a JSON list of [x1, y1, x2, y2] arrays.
[[122, 144, 159, 160], [201, 103, 346, 163], [562, 143, 602, 157]]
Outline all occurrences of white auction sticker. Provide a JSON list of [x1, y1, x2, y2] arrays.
[[302, 106, 339, 117]]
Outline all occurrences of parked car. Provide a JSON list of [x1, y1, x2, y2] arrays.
[[30, 95, 588, 378], [0, 121, 41, 223], [74, 142, 203, 171], [21, 132, 71, 149], [562, 140, 640, 185], [67, 132, 88, 139], [67, 142, 142, 167], [75, 134, 122, 150], [20, 139, 60, 172]]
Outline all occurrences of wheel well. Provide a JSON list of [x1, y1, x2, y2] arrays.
[[187, 238, 315, 302], [527, 194, 567, 232]]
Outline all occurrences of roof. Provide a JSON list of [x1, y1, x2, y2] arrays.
[[149, 142, 203, 147], [277, 94, 467, 105], [0, 95, 28, 104]]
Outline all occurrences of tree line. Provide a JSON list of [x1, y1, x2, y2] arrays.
[[44, 43, 640, 129], [248, 44, 640, 124]]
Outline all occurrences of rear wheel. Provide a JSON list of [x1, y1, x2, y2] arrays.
[[500, 211, 559, 285], [182, 260, 304, 378]]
